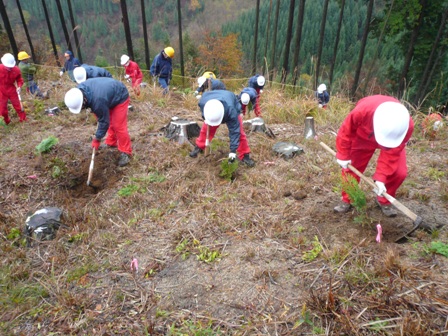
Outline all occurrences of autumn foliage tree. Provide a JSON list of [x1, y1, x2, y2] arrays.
[[195, 32, 243, 77]]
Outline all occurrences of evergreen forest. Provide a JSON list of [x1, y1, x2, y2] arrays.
[[1, 0, 447, 108]]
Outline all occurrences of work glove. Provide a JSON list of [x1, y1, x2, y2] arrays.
[[374, 181, 387, 196], [17, 87, 21, 94], [124, 74, 130, 79], [228, 152, 237, 163], [196, 95, 202, 100], [194, 91, 199, 96], [91, 138, 101, 150], [59, 71, 63, 77], [260, 89, 263, 93], [336, 159, 351, 169], [318, 104, 323, 108]]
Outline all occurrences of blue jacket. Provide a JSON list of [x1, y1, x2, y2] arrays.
[[248, 74, 265, 90], [150, 51, 172, 79], [239, 87, 258, 105], [316, 91, 330, 105], [198, 90, 242, 153], [61, 50, 81, 81], [196, 79, 226, 94], [77, 78, 129, 140], [81, 64, 112, 79]]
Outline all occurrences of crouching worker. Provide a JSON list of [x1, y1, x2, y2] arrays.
[[333, 95, 414, 217], [194, 73, 226, 98], [238, 87, 259, 117], [64, 78, 132, 167], [316, 83, 330, 109], [189, 90, 255, 167]]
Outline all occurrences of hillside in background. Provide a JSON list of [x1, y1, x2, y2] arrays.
[[3, 0, 255, 67], [1, 0, 447, 108]]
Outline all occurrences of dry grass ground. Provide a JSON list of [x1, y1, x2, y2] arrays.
[[0, 75, 447, 335]]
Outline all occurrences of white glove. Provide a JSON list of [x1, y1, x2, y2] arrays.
[[374, 181, 387, 196], [318, 104, 323, 108], [124, 74, 130, 79], [17, 87, 21, 94], [260, 89, 263, 93], [59, 71, 63, 77], [336, 159, 351, 169], [433, 120, 442, 131], [196, 95, 202, 100], [194, 91, 199, 96], [228, 153, 237, 162]]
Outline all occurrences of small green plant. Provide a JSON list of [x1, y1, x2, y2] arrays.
[[175, 238, 191, 260], [427, 167, 445, 181], [7, 227, 21, 240], [117, 184, 140, 197], [302, 236, 323, 262], [341, 174, 366, 211], [196, 245, 222, 263], [219, 159, 238, 181], [429, 241, 448, 257], [35, 136, 59, 154], [33, 99, 45, 114]]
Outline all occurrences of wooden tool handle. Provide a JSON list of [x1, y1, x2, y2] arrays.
[[319, 142, 419, 222]]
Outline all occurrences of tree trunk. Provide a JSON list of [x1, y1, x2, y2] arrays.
[[329, 0, 345, 88], [41, 0, 60, 66], [177, 0, 184, 84], [120, 0, 134, 59], [350, 0, 374, 100], [67, 0, 82, 63], [55, 0, 72, 51], [398, 0, 426, 99], [262, 0, 273, 76], [0, 0, 18, 57], [282, 0, 296, 83], [315, 0, 329, 89], [362, 0, 394, 96], [415, 8, 448, 105], [16, 0, 35, 62], [141, 0, 150, 70], [270, 0, 281, 73], [292, 0, 306, 87], [252, 0, 260, 74]]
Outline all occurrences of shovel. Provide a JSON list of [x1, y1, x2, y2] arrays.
[[87, 147, 96, 187], [319, 142, 424, 243], [204, 124, 210, 156]]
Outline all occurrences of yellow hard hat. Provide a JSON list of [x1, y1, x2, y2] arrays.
[[164, 46, 174, 58], [202, 71, 216, 79], [18, 51, 31, 61]]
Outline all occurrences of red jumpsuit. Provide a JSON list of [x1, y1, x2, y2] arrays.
[[0, 64, 26, 124], [336, 95, 414, 206], [124, 61, 143, 96]]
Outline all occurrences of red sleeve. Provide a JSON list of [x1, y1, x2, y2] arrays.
[[15, 67, 24, 88], [335, 105, 367, 160]]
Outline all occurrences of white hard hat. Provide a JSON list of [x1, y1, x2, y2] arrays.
[[204, 99, 224, 126], [1, 53, 16, 68], [257, 76, 265, 86], [64, 88, 84, 114], [197, 76, 206, 87], [317, 84, 327, 93], [120, 54, 130, 65], [73, 67, 87, 83], [241, 93, 250, 105], [373, 102, 410, 148]]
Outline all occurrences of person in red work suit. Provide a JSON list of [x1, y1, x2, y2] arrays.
[[0, 53, 27, 124], [64, 77, 132, 167], [334, 95, 414, 217], [189, 90, 255, 167], [120, 55, 143, 96]]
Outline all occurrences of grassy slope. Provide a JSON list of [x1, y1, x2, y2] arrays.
[[0, 74, 447, 335]]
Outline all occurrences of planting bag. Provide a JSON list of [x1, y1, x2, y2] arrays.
[[272, 142, 304, 160], [25, 207, 63, 244]]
